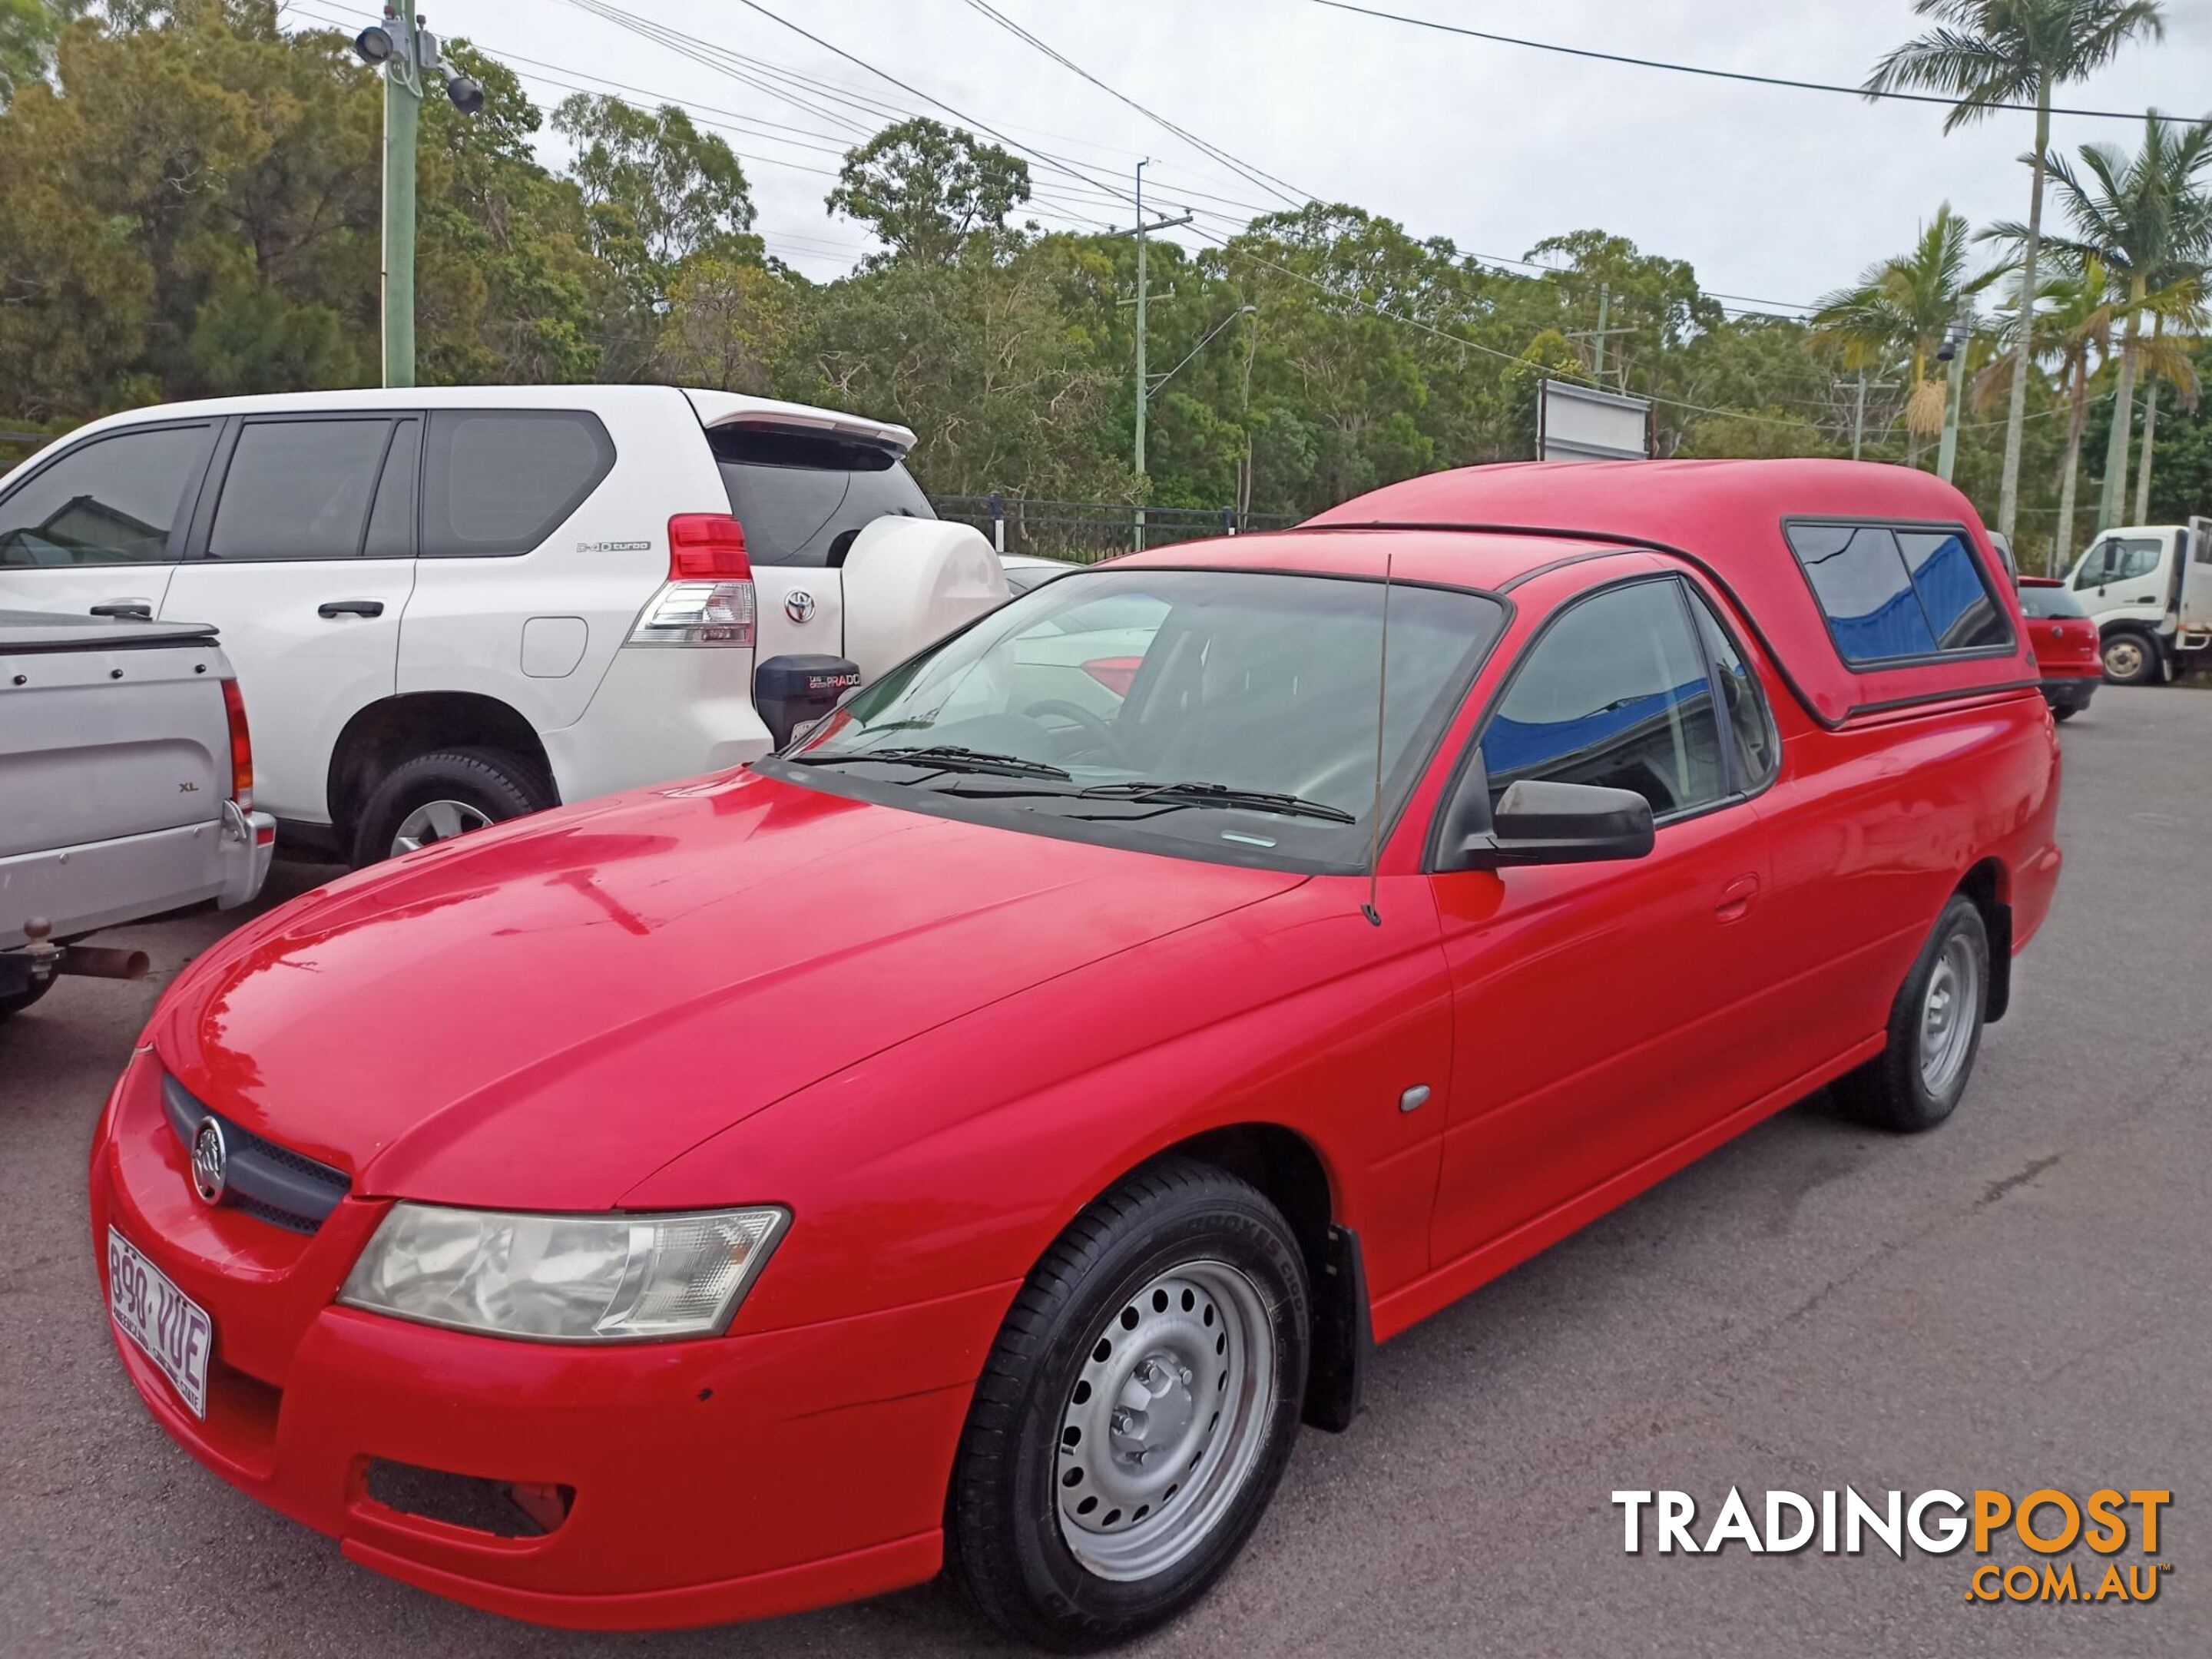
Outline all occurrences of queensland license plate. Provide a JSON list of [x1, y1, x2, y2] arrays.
[[107, 1228, 211, 1419]]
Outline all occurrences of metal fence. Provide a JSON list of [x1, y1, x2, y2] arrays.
[[930, 495, 1297, 565]]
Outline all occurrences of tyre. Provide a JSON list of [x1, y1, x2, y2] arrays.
[[0, 976, 54, 1022], [1833, 893, 1990, 1133], [2051, 705, 2077, 722], [349, 748, 551, 868], [2100, 631, 2159, 686], [946, 1158, 1310, 1650]]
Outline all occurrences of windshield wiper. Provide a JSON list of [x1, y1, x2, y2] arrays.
[[783, 744, 1072, 780], [1075, 780, 1357, 823]]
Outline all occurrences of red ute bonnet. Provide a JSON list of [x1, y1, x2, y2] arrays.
[[1309, 459, 2041, 727]]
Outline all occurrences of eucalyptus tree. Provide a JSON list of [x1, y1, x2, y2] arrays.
[[1866, 0, 2166, 537], [1811, 205, 1988, 468], [2026, 113, 2212, 528]]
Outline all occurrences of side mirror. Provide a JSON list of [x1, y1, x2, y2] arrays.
[[1447, 778, 1655, 870]]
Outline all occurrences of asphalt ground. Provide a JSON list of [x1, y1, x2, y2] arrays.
[[4, 684, 2207, 1657]]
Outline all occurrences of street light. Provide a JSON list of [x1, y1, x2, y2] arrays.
[[353, 6, 482, 388]]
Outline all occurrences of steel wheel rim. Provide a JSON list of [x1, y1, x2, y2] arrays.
[[392, 798, 495, 855], [1054, 1259, 1277, 1582], [2105, 640, 2142, 678], [1918, 935, 1980, 1097]]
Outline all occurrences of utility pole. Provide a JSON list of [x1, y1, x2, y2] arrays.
[[381, 0, 420, 389], [1564, 281, 1633, 391], [1848, 369, 1900, 462], [353, 5, 482, 389], [1936, 320, 1969, 483], [1113, 160, 1192, 551]]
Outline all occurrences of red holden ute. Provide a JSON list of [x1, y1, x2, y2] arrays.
[[2017, 575, 2101, 720], [91, 459, 2061, 1647]]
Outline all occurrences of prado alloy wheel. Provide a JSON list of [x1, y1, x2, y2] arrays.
[[349, 747, 551, 868], [389, 798, 495, 855]]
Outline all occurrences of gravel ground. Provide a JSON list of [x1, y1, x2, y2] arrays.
[[3, 684, 2205, 1657]]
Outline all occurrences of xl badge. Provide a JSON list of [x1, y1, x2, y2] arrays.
[[189, 1118, 228, 1206], [784, 589, 817, 624]]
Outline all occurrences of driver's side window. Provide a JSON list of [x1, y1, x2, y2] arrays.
[[2073, 542, 2111, 590], [1479, 578, 1727, 820]]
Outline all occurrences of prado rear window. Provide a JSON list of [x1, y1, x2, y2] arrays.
[[1784, 522, 2012, 667], [710, 428, 933, 567]]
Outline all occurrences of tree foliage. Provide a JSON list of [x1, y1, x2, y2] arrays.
[[2, 2, 2206, 579], [827, 116, 1031, 266]]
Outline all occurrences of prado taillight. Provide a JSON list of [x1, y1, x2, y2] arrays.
[[628, 515, 757, 647]]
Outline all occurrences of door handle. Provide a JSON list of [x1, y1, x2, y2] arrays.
[[1715, 875, 1760, 923], [89, 601, 151, 620], [318, 599, 385, 619]]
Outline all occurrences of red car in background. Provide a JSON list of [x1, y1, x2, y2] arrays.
[[2018, 575, 2101, 720], [89, 460, 2061, 1648]]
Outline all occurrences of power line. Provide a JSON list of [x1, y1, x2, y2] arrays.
[[285, 4, 1922, 433], [955, 0, 1307, 208], [1311, 1, 2208, 126]]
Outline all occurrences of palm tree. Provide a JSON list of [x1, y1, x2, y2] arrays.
[[1976, 251, 2115, 568], [1866, 0, 2166, 538], [2130, 276, 2207, 520], [2028, 113, 2212, 529], [1812, 205, 1988, 467]]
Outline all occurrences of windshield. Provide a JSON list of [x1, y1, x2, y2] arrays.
[[761, 568, 1505, 873], [2016, 583, 2088, 620], [711, 428, 934, 566]]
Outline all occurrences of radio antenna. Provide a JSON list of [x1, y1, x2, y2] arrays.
[[1362, 551, 1394, 927]]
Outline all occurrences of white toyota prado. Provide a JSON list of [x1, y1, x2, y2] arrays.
[[0, 386, 1005, 863]]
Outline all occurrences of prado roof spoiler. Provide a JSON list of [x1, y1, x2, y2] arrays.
[[681, 389, 916, 456]]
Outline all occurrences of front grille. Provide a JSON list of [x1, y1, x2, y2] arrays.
[[161, 1075, 350, 1233]]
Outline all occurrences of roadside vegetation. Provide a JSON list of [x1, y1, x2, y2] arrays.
[[2, 0, 2207, 570]]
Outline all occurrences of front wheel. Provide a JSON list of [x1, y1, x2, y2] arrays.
[[946, 1158, 1310, 1649], [349, 748, 551, 868], [2101, 631, 2160, 686]]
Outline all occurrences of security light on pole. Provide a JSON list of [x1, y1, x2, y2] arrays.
[[353, 5, 482, 389]]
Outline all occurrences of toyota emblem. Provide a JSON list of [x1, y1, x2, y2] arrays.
[[784, 589, 817, 624], [190, 1118, 228, 1206]]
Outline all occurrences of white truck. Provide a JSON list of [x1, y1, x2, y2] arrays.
[[2, 610, 274, 1020], [0, 386, 1005, 865], [2061, 518, 2212, 684]]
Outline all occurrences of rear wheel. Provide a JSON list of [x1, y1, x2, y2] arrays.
[[349, 748, 551, 867], [946, 1159, 1309, 1649], [2051, 705, 2078, 722], [1833, 894, 1989, 1133], [2101, 631, 2160, 686]]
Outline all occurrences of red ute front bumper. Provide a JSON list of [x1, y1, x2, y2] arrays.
[[88, 1048, 1007, 1631]]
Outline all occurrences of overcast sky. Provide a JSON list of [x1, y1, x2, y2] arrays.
[[346, 0, 2212, 317]]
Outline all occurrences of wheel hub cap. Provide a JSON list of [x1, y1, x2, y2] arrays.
[[1918, 935, 1980, 1096], [1054, 1261, 1275, 1581], [392, 798, 494, 856]]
